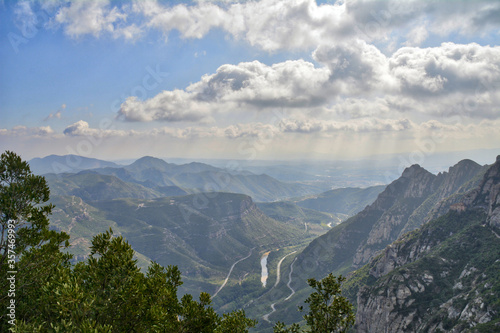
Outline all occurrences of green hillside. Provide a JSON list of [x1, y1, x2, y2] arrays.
[[257, 201, 343, 236], [45, 172, 165, 201], [48, 190, 317, 298], [292, 185, 385, 216], [92, 156, 324, 202], [29, 154, 119, 174]]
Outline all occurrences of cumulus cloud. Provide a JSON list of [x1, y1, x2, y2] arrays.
[[117, 92, 211, 122], [388, 43, 500, 118], [117, 41, 500, 122], [118, 59, 332, 122], [63, 120, 130, 137], [16, 0, 500, 49], [63, 120, 93, 136], [404, 24, 429, 47], [134, 0, 358, 51], [137, 0, 500, 50], [65, 118, 413, 140], [132, 0, 500, 51], [312, 40, 397, 94], [390, 43, 500, 94], [54, 0, 140, 39]]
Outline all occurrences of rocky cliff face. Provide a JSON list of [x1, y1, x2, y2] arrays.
[[464, 155, 500, 229], [287, 159, 484, 296], [352, 165, 438, 267], [352, 159, 483, 268], [351, 156, 500, 333]]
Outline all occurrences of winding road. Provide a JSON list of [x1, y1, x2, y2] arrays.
[[285, 257, 297, 301], [274, 251, 297, 288], [212, 247, 254, 298], [262, 251, 298, 322]]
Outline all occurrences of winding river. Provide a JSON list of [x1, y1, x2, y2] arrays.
[[260, 251, 270, 287]]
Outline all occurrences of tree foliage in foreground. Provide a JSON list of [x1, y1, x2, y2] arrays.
[[0, 151, 256, 332], [273, 274, 355, 333]]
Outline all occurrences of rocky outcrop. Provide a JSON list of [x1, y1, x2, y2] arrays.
[[353, 160, 483, 268], [464, 155, 500, 229], [352, 156, 500, 333], [288, 158, 486, 302], [352, 165, 438, 267], [356, 273, 434, 332]]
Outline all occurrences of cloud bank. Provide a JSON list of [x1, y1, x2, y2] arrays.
[[117, 42, 500, 122], [41, 0, 500, 51]]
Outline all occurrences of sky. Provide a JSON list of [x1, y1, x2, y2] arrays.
[[1, 0, 500, 163]]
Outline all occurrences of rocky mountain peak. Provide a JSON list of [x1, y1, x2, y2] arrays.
[[371, 164, 435, 211], [401, 164, 425, 178], [433, 159, 482, 199], [351, 156, 500, 333], [129, 156, 169, 167], [445, 159, 481, 179]]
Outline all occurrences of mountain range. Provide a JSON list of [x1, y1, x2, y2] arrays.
[[350, 156, 500, 332], [34, 155, 328, 202], [245, 157, 497, 332], [29, 154, 500, 331]]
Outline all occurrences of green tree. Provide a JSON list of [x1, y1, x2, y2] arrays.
[[274, 274, 355, 333], [1, 151, 257, 332], [0, 150, 69, 269], [17, 228, 256, 332], [0, 151, 71, 329]]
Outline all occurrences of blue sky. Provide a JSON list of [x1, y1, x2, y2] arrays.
[[1, 0, 500, 162]]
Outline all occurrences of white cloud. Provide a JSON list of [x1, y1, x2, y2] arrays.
[[54, 0, 140, 39], [13, 1, 37, 32], [389, 43, 500, 118], [118, 59, 332, 122], [312, 40, 397, 95], [135, 1, 227, 40], [130, 0, 500, 51], [63, 120, 93, 136], [0, 126, 55, 137], [117, 42, 500, 123], [44, 111, 62, 121], [278, 118, 414, 134], [134, 0, 352, 51], [63, 120, 129, 137], [55, 118, 500, 144], [404, 24, 429, 47], [15, 0, 500, 49], [44, 104, 66, 121], [117, 92, 211, 122]]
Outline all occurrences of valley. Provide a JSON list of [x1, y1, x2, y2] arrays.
[[28, 154, 500, 332]]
